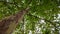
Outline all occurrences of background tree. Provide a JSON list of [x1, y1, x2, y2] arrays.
[[0, 0, 60, 34]]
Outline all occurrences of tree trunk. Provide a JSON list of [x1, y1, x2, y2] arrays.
[[0, 7, 29, 34]]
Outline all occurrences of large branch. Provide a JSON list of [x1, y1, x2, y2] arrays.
[[28, 13, 56, 26], [0, 7, 30, 34]]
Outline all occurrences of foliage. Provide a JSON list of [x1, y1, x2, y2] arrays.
[[0, 0, 60, 34]]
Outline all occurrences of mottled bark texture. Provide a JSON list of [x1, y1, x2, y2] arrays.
[[0, 7, 29, 34]]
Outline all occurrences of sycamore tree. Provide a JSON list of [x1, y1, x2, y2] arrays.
[[0, 0, 60, 34]]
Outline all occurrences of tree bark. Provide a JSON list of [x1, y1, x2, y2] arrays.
[[0, 7, 30, 34]]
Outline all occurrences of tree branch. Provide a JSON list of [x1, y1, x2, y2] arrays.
[[0, 1, 14, 4], [27, 13, 56, 26], [0, 1, 20, 8]]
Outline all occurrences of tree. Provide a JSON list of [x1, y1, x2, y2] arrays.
[[0, 0, 60, 34]]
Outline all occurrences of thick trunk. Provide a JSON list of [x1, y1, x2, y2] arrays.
[[0, 7, 29, 34]]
